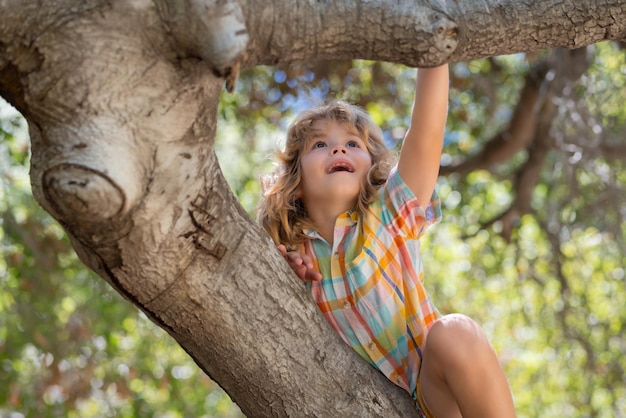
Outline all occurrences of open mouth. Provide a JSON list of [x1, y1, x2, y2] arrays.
[[327, 161, 354, 173]]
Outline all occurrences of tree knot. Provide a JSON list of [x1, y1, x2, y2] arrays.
[[43, 163, 125, 223]]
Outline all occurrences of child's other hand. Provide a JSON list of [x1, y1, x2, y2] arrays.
[[277, 245, 323, 282]]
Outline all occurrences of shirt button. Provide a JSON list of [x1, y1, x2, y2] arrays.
[[368, 342, 376, 351], [395, 375, 403, 384], [333, 253, 339, 259], [343, 300, 350, 309]]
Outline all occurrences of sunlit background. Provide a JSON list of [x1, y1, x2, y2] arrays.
[[1, 43, 625, 417]]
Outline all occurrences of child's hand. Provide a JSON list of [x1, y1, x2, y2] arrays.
[[277, 245, 323, 282]]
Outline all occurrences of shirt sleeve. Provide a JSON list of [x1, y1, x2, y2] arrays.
[[380, 165, 442, 239]]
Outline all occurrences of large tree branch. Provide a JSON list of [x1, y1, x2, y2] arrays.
[[239, 0, 626, 68], [154, 0, 626, 74]]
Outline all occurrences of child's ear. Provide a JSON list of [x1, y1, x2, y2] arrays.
[[295, 189, 303, 199]]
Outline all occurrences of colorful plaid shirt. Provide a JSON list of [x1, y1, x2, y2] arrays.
[[296, 166, 442, 398]]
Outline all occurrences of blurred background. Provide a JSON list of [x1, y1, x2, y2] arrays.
[[1, 43, 625, 417]]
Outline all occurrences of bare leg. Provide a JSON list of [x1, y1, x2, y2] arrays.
[[419, 314, 516, 418]]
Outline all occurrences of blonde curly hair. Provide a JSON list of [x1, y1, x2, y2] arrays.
[[258, 100, 395, 248]]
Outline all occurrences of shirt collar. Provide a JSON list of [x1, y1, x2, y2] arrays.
[[302, 210, 358, 238]]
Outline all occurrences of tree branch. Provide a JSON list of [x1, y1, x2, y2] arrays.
[[458, 48, 592, 240], [241, 0, 626, 68], [441, 58, 551, 176]]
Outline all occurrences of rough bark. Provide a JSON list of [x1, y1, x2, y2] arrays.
[[1, 0, 625, 416]]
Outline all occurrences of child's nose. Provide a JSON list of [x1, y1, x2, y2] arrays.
[[331, 145, 347, 154]]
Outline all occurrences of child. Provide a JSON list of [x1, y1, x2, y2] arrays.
[[258, 65, 516, 417]]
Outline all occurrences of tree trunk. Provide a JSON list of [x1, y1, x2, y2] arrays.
[[1, 0, 624, 415]]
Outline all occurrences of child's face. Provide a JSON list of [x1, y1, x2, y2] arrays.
[[298, 120, 372, 211]]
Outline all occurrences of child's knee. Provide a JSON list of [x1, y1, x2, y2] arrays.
[[426, 314, 493, 365]]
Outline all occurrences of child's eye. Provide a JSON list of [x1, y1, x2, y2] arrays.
[[312, 141, 326, 149], [347, 140, 359, 148]]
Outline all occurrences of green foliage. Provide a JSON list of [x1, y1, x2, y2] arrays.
[[425, 44, 626, 417]]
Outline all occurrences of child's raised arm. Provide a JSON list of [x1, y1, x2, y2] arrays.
[[397, 64, 449, 207]]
